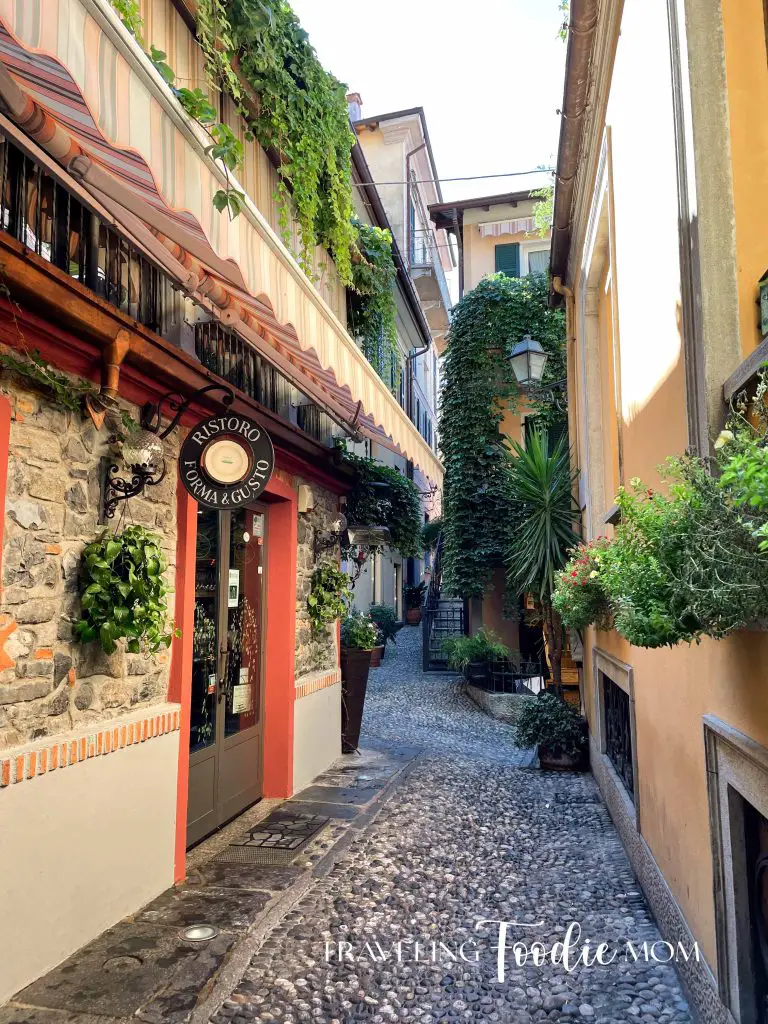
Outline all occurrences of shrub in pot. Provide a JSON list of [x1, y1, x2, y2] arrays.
[[368, 603, 402, 660], [515, 692, 588, 770], [441, 628, 510, 685], [404, 582, 427, 624], [340, 612, 378, 753], [369, 625, 385, 668]]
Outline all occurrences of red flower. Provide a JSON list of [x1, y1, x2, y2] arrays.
[[571, 570, 578, 577]]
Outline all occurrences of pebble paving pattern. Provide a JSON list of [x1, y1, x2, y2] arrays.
[[212, 628, 693, 1024]]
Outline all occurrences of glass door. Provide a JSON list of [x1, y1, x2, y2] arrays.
[[187, 506, 266, 847]]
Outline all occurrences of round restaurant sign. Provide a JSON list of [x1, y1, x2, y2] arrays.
[[179, 413, 274, 510]]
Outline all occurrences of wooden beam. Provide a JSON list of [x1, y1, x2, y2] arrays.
[[722, 335, 768, 402]]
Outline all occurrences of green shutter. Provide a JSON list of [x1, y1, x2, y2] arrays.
[[495, 243, 520, 278]]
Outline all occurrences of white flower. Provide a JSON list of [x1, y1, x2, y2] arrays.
[[714, 429, 734, 450], [589, 570, 599, 579], [630, 476, 641, 488]]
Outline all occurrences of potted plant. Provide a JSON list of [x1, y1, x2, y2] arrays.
[[340, 612, 379, 753], [442, 628, 510, 685], [368, 603, 402, 662], [515, 692, 588, 770], [404, 581, 427, 624], [369, 625, 385, 668]]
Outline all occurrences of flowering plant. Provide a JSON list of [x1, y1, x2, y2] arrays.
[[552, 538, 613, 632]]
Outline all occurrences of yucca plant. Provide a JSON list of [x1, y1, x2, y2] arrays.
[[506, 430, 580, 694]]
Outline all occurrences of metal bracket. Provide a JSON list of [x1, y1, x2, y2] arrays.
[[140, 383, 235, 440], [99, 456, 166, 523]]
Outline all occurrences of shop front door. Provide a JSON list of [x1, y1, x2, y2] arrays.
[[187, 505, 266, 847]]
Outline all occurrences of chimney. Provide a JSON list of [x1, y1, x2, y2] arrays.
[[346, 92, 363, 122]]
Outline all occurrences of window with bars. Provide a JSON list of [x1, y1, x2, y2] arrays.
[[602, 673, 634, 799]]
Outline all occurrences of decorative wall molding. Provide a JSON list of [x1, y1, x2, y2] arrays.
[[0, 703, 181, 787]]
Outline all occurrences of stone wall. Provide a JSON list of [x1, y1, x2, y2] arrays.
[[294, 477, 339, 679], [0, 369, 179, 749]]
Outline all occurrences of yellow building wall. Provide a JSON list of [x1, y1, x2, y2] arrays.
[[571, 0, 768, 976], [721, 0, 768, 356]]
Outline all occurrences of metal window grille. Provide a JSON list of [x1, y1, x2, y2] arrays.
[[602, 673, 634, 798]]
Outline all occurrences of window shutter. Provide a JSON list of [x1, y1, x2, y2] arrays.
[[495, 243, 520, 278]]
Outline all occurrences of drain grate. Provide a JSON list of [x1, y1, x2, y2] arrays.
[[215, 810, 330, 865]]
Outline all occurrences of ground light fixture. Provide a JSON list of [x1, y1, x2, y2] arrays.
[[180, 924, 219, 943]]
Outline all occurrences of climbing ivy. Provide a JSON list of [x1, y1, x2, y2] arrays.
[[439, 273, 566, 598], [111, 0, 357, 278], [227, 0, 357, 282], [339, 448, 422, 557], [348, 220, 399, 389], [109, 0, 245, 218]]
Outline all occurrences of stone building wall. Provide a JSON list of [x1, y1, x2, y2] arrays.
[[0, 367, 179, 749], [293, 476, 340, 680]]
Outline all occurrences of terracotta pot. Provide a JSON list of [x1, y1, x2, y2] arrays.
[[406, 607, 422, 624], [538, 744, 586, 771], [340, 647, 372, 753], [369, 645, 385, 668]]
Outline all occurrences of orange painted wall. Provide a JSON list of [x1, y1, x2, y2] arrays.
[[721, 0, 768, 355], [569, 0, 768, 980]]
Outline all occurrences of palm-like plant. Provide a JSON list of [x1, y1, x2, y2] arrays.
[[506, 430, 580, 694]]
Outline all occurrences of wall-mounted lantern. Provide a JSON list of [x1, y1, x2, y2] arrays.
[[99, 383, 240, 523], [509, 334, 549, 387]]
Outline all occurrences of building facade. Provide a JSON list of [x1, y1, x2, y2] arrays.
[[430, 191, 554, 653], [0, 0, 442, 1003], [346, 101, 451, 616], [551, 1, 768, 1022]]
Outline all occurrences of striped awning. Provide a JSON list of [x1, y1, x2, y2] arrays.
[[0, 3, 443, 485]]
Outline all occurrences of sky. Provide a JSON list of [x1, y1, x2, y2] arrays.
[[289, 0, 567, 203]]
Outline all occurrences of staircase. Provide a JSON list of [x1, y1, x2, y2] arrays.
[[422, 536, 465, 671]]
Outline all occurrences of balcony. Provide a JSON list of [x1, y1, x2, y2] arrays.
[[0, 133, 340, 449], [409, 228, 452, 350]]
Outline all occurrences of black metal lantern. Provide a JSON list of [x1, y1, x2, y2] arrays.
[[509, 335, 549, 387]]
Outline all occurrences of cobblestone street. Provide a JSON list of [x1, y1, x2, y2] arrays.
[[211, 628, 693, 1024]]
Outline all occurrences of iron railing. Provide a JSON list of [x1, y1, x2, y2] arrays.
[[0, 135, 340, 449], [422, 534, 465, 671], [194, 320, 339, 447], [463, 656, 546, 694], [0, 136, 184, 335]]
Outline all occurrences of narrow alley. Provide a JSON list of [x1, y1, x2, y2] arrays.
[[206, 628, 693, 1024]]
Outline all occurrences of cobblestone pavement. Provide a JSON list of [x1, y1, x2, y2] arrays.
[[212, 628, 693, 1024]]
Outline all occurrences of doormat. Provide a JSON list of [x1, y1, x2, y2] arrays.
[[215, 810, 331, 865]]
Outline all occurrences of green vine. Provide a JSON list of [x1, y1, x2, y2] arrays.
[[308, 561, 352, 635], [339, 447, 422, 557], [440, 274, 566, 598], [348, 220, 399, 388], [0, 348, 93, 412], [227, 0, 357, 281], [109, 1, 246, 219], [73, 526, 178, 655], [531, 183, 554, 239]]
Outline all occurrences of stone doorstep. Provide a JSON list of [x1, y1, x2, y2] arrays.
[[2, 739, 422, 1024], [0, 703, 182, 785]]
